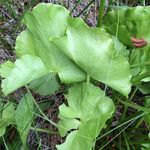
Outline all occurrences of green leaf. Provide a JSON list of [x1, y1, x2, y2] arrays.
[[56, 82, 115, 150], [0, 99, 3, 117], [103, 9, 132, 47], [1, 55, 48, 95], [1, 3, 132, 96], [15, 30, 37, 57], [15, 93, 34, 147], [16, 3, 86, 83], [141, 133, 150, 150], [141, 143, 150, 150], [112, 36, 130, 58], [0, 102, 15, 137], [131, 47, 150, 82], [0, 126, 6, 137], [2, 102, 15, 120], [28, 73, 59, 96], [0, 61, 15, 78], [52, 27, 132, 96], [104, 6, 150, 82], [139, 82, 150, 94], [143, 96, 150, 127], [1, 3, 87, 95]]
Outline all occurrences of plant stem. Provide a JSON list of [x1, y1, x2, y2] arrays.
[[129, 86, 139, 101], [26, 87, 58, 127], [143, 0, 145, 7], [96, 112, 146, 141], [86, 74, 90, 83], [2, 136, 9, 150], [76, 0, 94, 17], [26, 87, 68, 133], [97, 0, 105, 27], [120, 86, 138, 123], [123, 132, 130, 150], [70, 0, 80, 14], [30, 127, 59, 135], [135, 118, 143, 128], [99, 119, 137, 150], [117, 98, 150, 114]]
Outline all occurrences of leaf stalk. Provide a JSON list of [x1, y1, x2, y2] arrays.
[[97, 0, 105, 27]]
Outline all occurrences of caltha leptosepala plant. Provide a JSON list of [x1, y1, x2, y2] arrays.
[[0, 3, 149, 150]]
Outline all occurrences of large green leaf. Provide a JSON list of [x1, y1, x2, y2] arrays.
[[16, 3, 86, 83], [1, 3, 132, 96], [15, 93, 34, 147], [52, 27, 132, 96], [1, 55, 48, 95], [56, 82, 115, 150], [104, 6, 150, 82], [0, 3, 88, 95], [28, 73, 59, 96]]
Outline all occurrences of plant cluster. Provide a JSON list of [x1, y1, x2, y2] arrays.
[[0, 2, 150, 150]]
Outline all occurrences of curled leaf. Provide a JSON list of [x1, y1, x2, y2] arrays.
[[1, 55, 48, 95], [52, 27, 132, 96]]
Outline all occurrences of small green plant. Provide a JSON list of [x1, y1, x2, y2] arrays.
[[0, 2, 150, 150]]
